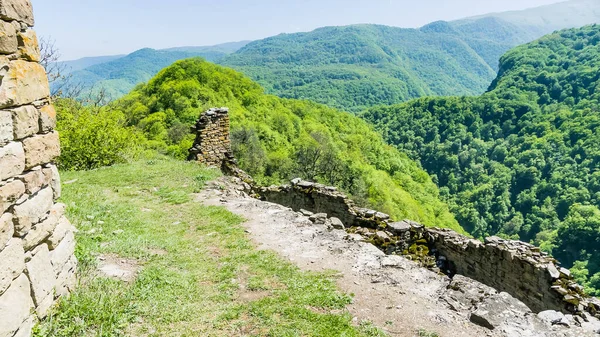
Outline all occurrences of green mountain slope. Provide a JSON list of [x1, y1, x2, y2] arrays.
[[55, 42, 250, 100], [111, 58, 462, 231], [362, 25, 600, 294], [58, 54, 126, 74]]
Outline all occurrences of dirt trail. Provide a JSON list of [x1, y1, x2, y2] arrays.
[[196, 178, 600, 337]]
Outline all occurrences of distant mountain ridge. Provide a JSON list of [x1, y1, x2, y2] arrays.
[[55, 0, 600, 108]]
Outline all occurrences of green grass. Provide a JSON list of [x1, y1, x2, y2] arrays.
[[34, 157, 387, 337]]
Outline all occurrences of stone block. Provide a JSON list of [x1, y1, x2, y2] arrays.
[[17, 28, 39, 62], [0, 212, 12, 249], [11, 105, 38, 139], [0, 19, 17, 54], [23, 203, 64, 251], [0, 110, 11, 145], [48, 164, 60, 200], [0, 0, 34, 26], [12, 315, 35, 337], [12, 186, 53, 236], [0, 178, 24, 213], [25, 244, 55, 315], [0, 60, 50, 108], [18, 166, 50, 195], [54, 255, 76, 298], [0, 274, 33, 337], [0, 141, 24, 180], [38, 104, 56, 133], [46, 215, 71, 250], [22, 132, 60, 169], [0, 238, 24, 295], [50, 230, 75, 275]]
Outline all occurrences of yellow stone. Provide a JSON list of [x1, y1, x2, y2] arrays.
[[0, 60, 49, 108]]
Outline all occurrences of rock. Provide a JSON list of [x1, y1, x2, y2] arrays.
[[22, 203, 64, 251], [48, 164, 60, 199], [0, 0, 34, 26], [0, 141, 25, 180], [0, 60, 50, 108], [560, 267, 571, 278], [330, 217, 345, 229], [345, 233, 364, 242], [0, 238, 24, 294], [538, 310, 568, 326], [309, 213, 328, 224], [22, 132, 60, 169], [25, 244, 55, 317], [11, 105, 38, 139], [46, 215, 72, 250], [548, 262, 560, 279], [387, 221, 412, 235], [38, 104, 56, 133], [0, 20, 17, 54], [13, 315, 35, 337], [299, 209, 313, 216], [0, 178, 25, 213], [375, 231, 391, 242], [0, 274, 34, 337], [54, 255, 76, 298], [380, 255, 407, 268], [0, 110, 12, 145], [12, 186, 53, 236], [49, 230, 75, 275], [469, 292, 531, 330], [297, 181, 314, 188], [18, 167, 51, 195], [564, 295, 580, 306], [0, 212, 13, 249], [17, 28, 39, 62]]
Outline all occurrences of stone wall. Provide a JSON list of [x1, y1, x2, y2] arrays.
[[188, 107, 232, 167], [257, 179, 600, 319], [0, 1, 77, 336]]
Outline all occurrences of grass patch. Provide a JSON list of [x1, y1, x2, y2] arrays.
[[35, 157, 387, 337]]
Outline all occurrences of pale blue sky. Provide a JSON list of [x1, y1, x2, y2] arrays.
[[32, 0, 564, 60]]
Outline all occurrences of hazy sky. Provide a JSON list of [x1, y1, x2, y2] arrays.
[[32, 0, 564, 61]]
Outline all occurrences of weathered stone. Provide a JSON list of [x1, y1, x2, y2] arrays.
[[46, 215, 70, 250], [11, 105, 38, 139], [469, 292, 531, 330], [23, 203, 64, 251], [13, 315, 35, 337], [0, 178, 24, 213], [25, 244, 55, 316], [50, 230, 75, 275], [54, 255, 76, 298], [0, 109, 11, 144], [560, 267, 571, 278], [16, 28, 38, 62], [538, 310, 568, 326], [309, 213, 328, 224], [547, 262, 560, 279], [17, 167, 50, 195], [0, 238, 24, 295], [22, 132, 60, 169], [38, 104, 56, 133], [12, 186, 53, 236], [299, 209, 313, 216], [387, 221, 412, 235], [0, 141, 24, 180], [330, 217, 345, 229], [0, 0, 34, 25], [0, 274, 33, 337], [0, 60, 49, 108], [48, 164, 60, 200], [0, 19, 17, 54], [0, 212, 12, 248]]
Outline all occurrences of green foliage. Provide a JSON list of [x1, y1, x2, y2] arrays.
[[56, 98, 143, 170], [363, 24, 600, 293], [113, 58, 462, 231]]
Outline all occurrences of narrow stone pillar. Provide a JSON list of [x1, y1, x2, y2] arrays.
[[188, 107, 232, 167]]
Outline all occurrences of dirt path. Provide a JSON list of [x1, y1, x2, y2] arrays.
[[196, 177, 600, 337]]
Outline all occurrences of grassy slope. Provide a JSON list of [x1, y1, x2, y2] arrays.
[[34, 158, 387, 337]]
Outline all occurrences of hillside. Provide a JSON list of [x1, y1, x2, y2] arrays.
[[362, 25, 600, 295], [58, 54, 125, 74], [54, 42, 250, 99], [110, 58, 461, 231]]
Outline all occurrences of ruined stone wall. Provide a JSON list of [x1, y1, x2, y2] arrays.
[[188, 108, 232, 167], [0, 1, 77, 336], [258, 179, 600, 319]]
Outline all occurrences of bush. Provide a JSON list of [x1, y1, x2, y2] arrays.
[[56, 98, 144, 170]]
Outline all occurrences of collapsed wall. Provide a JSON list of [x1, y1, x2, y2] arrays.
[[0, 1, 77, 336], [189, 108, 600, 319]]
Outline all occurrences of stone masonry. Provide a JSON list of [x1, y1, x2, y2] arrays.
[[0, 1, 77, 337], [188, 107, 232, 167]]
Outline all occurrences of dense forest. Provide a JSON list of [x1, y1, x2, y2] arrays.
[[363, 25, 600, 295], [57, 58, 462, 232]]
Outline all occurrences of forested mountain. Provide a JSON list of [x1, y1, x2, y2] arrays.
[[54, 42, 250, 99], [108, 58, 462, 232], [362, 25, 600, 295], [58, 54, 125, 74], [54, 0, 600, 110]]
